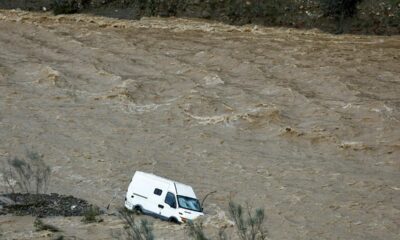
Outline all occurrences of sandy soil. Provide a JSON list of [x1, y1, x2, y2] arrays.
[[0, 10, 399, 240]]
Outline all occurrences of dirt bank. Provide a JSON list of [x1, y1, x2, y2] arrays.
[[0, 0, 399, 34], [0, 193, 94, 217]]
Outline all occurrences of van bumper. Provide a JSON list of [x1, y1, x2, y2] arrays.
[[125, 200, 133, 210]]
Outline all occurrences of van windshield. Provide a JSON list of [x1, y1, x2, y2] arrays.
[[177, 195, 202, 212]]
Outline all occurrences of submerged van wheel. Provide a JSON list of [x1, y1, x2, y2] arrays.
[[169, 217, 179, 224], [134, 206, 143, 214]]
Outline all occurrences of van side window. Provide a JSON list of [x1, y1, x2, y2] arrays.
[[165, 192, 177, 208], [154, 188, 162, 196]]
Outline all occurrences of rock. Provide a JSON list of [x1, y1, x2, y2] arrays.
[[0, 196, 16, 206], [204, 74, 224, 86]]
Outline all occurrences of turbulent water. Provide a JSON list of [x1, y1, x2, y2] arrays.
[[0, 10, 399, 240]]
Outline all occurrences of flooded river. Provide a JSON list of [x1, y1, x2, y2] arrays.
[[0, 10, 399, 239]]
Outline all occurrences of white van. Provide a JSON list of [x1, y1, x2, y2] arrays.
[[124, 171, 204, 223]]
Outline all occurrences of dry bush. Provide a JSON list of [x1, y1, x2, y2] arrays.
[[117, 208, 154, 240], [186, 219, 228, 240], [34, 218, 61, 232], [186, 220, 211, 240], [1, 151, 51, 194], [186, 201, 266, 240], [228, 201, 268, 240], [81, 205, 102, 223]]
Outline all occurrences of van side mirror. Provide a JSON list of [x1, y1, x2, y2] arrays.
[[201, 190, 217, 211]]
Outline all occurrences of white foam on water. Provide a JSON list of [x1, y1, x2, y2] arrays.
[[204, 74, 224, 86], [202, 203, 235, 228], [184, 105, 279, 126]]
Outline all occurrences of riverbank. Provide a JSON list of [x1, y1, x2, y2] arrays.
[[0, 0, 399, 35]]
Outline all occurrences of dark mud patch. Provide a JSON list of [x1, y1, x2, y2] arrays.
[[0, 193, 95, 217]]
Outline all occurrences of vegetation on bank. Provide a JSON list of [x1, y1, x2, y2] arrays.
[[1, 151, 51, 194], [53, 0, 82, 14], [34, 218, 61, 232], [82, 205, 103, 223], [48, 0, 398, 34], [0, 152, 95, 218], [0, 0, 398, 34], [115, 208, 155, 240]]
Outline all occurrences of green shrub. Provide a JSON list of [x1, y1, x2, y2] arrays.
[[320, 0, 363, 17], [319, 0, 363, 32], [53, 0, 81, 15], [356, 0, 400, 34]]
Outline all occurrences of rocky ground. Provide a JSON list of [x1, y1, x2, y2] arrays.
[[0, 193, 93, 217], [0, 9, 399, 240]]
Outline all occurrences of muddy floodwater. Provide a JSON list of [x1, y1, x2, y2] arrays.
[[0, 10, 399, 240]]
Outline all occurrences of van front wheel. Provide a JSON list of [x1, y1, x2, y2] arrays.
[[133, 206, 143, 214], [169, 217, 179, 224]]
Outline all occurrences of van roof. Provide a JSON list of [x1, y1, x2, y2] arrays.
[[135, 171, 171, 184], [175, 182, 196, 198], [135, 171, 197, 198]]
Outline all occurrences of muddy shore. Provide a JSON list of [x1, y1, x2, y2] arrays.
[[0, 0, 399, 34]]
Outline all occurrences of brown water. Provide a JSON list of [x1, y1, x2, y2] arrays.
[[0, 10, 399, 240]]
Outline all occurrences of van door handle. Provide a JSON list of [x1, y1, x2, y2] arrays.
[[158, 204, 164, 209]]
